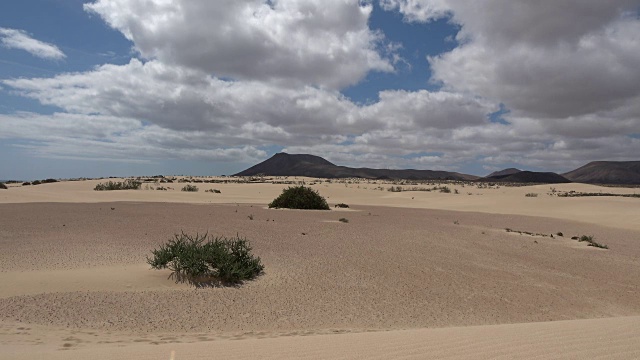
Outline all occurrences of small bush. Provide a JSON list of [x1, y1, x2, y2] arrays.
[[181, 184, 199, 192], [334, 203, 349, 208], [339, 217, 349, 223], [31, 180, 42, 185], [41, 178, 58, 184], [22, 182, 31, 186], [439, 186, 451, 193], [205, 189, 221, 193], [94, 179, 142, 191], [0, 182, 7, 189], [577, 235, 609, 249], [268, 186, 330, 210], [557, 232, 563, 237], [525, 193, 538, 197], [147, 232, 264, 287]]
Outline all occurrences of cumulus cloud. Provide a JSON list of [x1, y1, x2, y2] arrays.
[[3, 1, 640, 174], [0, 27, 66, 60], [84, 0, 395, 89], [3, 59, 494, 165], [383, 0, 640, 118]]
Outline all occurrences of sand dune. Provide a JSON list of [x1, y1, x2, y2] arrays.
[[1, 179, 639, 358]]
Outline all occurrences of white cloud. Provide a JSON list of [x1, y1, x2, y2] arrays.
[[0, 28, 66, 60], [3, 1, 640, 175], [84, 0, 395, 89]]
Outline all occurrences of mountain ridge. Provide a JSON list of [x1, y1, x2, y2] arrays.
[[235, 153, 479, 181]]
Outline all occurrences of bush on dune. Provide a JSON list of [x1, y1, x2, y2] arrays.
[[0, 182, 7, 189], [181, 184, 199, 192], [94, 179, 142, 191], [147, 232, 264, 287], [268, 185, 330, 210]]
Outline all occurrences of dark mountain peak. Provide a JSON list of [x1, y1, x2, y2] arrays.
[[483, 171, 571, 184], [563, 161, 640, 184], [270, 153, 335, 166], [486, 168, 521, 178], [234, 153, 478, 181], [234, 153, 335, 177]]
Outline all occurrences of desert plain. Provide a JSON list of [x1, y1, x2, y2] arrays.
[[1, 177, 639, 359]]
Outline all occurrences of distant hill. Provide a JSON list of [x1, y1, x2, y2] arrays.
[[234, 153, 479, 181], [563, 161, 640, 184], [482, 171, 571, 184], [486, 168, 521, 178]]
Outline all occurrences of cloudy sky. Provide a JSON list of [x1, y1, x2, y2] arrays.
[[1, 0, 639, 179]]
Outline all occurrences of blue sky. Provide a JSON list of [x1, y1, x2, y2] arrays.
[[1, 1, 639, 180]]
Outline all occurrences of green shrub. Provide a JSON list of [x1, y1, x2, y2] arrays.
[[94, 179, 142, 191], [268, 186, 330, 210], [148, 232, 264, 287], [31, 180, 42, 185], [0, 182, 7, 189], [181, 184, 199, 192], [22, 182, 31, 186]]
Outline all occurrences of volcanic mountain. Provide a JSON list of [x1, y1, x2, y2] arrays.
[[563, 161, 640, 185], [482, 171, 571, 184], [234, 153, 479, 181], [486, 168, 522, 178]]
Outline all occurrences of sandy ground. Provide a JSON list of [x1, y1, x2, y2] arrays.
[[1, 178, 639, 358]]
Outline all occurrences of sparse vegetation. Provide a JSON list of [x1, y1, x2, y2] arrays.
[[205, 189, 221, 193], [181, 184, 199, 192], [147, 232, 264, 287], [0, 182, 7, 189], [268, 186, 330, 210], [525, 193, 538, 197], [578, 235, 609, 249], [555, 191, 639, 198], [94, 179, 142, 191], [248, 214, 254, 220], [334, 203, 350, 208], [339, 217, 349, 223]]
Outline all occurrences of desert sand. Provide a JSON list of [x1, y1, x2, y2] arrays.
[[1, 177, 639, 359]]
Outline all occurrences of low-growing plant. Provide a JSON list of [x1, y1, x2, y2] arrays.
[[147, 232, 264, 287], [525, 193, 538, 197], [181, 184, 199, 192], [334, 203, 349, 208], [439, 186, 451, 193], [269, 186, 330, 210], [22, 182, 31, 186], [94, 179, 142, 191], [339, 217, 349, 223], [205, 189, 221, 193], [577, 235, 609, 249], [248, 214, 254, 220], [0, 182, 7, 190]]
